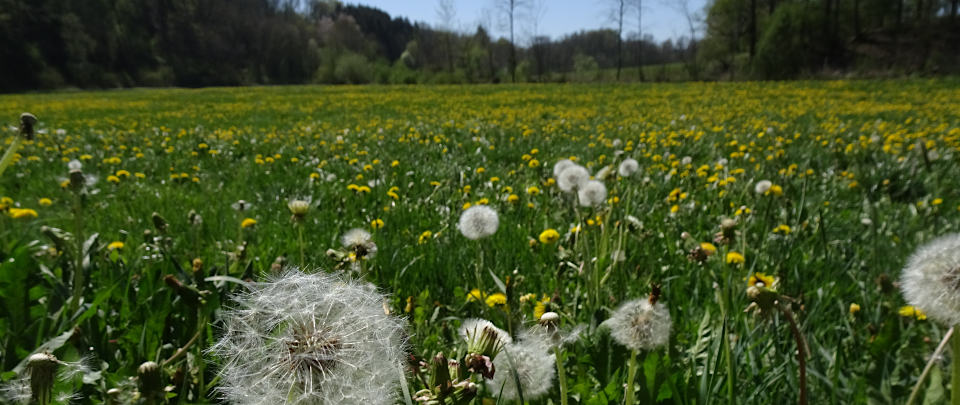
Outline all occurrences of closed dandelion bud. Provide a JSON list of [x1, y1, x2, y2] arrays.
[[27, 352, 58, 405], [69, 168, 85, 190], [288, 199, 310, 221], [19, 113, 37, 140], [151, 212, 168, 233], [428, 352, 451, 392], [137, 361, 163, 400], [448, 380, 478, 404]]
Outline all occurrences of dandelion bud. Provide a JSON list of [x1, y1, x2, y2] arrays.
[[19, 113, 37, 140], [746, 285, 780, 315], [539, 311, 560, 324], [137, 361, 163, 401], [151, 212, 167, 233], [27, 352, 58, 405], [288, 199, 310, 221], [428, 352, 451, 392]]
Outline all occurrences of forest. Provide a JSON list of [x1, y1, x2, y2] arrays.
[[0, 0, 958, 91]]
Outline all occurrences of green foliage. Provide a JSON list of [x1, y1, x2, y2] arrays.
[[753, 2, 821, 79]]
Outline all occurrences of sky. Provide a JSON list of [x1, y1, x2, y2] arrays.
[[349, 0, 708, 44]]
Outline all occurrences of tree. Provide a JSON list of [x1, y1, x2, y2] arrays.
[[494, 0, 528, 82], [634, 0, 646, 81], [608, 0, 628, 80]]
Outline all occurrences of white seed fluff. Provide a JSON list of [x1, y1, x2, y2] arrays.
[[341, 228, 372, 248], [552, 159, 576, 177], [485, 330, 554, 401], [900, 233, 960, 326], [577, 180, 608, 207], [458, 205, 499, 240], [208, 269, 407, 405], [618, 158, 639, 177], [458, 318, 513, 346], [754, 180, 773, 194], [603, 299, 672, 351], [557, 165, 590, 193]]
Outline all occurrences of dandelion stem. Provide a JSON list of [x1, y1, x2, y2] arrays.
[[906, 326, 954, 405], [624, 349, 638, 405], [556, 348, 569, 405], [0, 135, 23, 178], [953, 327, 960, 405], [297, 224, 305, 267], [781, 306, 807, 405], [68, 192, 85, 316]]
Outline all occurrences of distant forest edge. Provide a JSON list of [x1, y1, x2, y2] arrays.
[[1, 0, 958, 91]]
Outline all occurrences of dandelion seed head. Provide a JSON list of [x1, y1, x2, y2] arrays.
[[603, 299, 672, 351], [208, 269, 407, 405], [900, 233, 960, 326], [552, 159, 576, 177], [485, 330, 554, 401], [618, 158, 639, 177], [458, 318, 512, 347], [577, 180, 607, 207], [557, 165, 590, 193], [754, 180, 772, 194], [458, 205, 499, 240]]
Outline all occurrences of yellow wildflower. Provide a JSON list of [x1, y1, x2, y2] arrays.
[[240, 218, 257, 228], [485, 293, 507, 307], [539, 229, 560, 244], [726, 251, 745, 264], [107, 241, 124, 250], [899, 306, 927, 320]]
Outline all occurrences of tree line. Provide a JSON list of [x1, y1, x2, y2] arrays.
[[0, 0, 956, 92]]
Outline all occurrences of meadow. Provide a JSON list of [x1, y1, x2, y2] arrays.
[[1, 80, 959, 404]]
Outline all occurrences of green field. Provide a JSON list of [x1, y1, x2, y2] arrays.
[[1, 81, 960, 404]]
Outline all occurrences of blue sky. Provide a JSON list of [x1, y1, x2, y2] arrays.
[[349, 0, 708, 43]]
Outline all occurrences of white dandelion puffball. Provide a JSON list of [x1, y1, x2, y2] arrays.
[[557, 165, 590, 193], [618, 158, 639, 177], [603, 298, 671, 351], [552, 159, 576, 177], [458, 205, 499, 240], [578, 180, 608, 207], [901, 233, 960, 326], [754, 180, 772, 194], [209, 269, 407, 405], [342, 228, 372, 248], [485, 330, 555, 401]]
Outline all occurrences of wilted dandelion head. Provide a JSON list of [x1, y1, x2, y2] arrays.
[[341, 228, 377, 260], [557, 165, 590, 193], [458, 318, 512, 350], [552, 159, 576, 177], [603, 298, 671, 351], [754, 180, 772, 194], [900, 233, 960, 326], [577, 180, 607, 207], [208, 269, 407, 405], [618, 158, 639, 177], [458, 205, 499, 240], [485, 330, 555, 401]]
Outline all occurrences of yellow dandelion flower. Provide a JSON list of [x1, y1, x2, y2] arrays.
[[528, 159, 540, 168], [748, 272, 776, 289], [539, 229, 560, 244], [700, 242, 717, 255], [466, 288, 485, 302], [899, 306, 927, 320], [371, 218, 384, 229], [8, 208, 38, 219], [38, 198, 52, 207], [773, 224, 791, 234], [849, 303, 861, 315], [526, 186, 540, 195], [507, 194, 519, 204], [418, 231, 432, 244], [107, 175, 121, 183], [485, 293, 507, 307], [726, 251, 745, 264], [534, 296, 550, 319], [241, 218, 257, 228], [107, 241, 124, 250]]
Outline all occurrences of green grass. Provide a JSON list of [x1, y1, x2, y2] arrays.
[[0, 80, 958, 403]]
